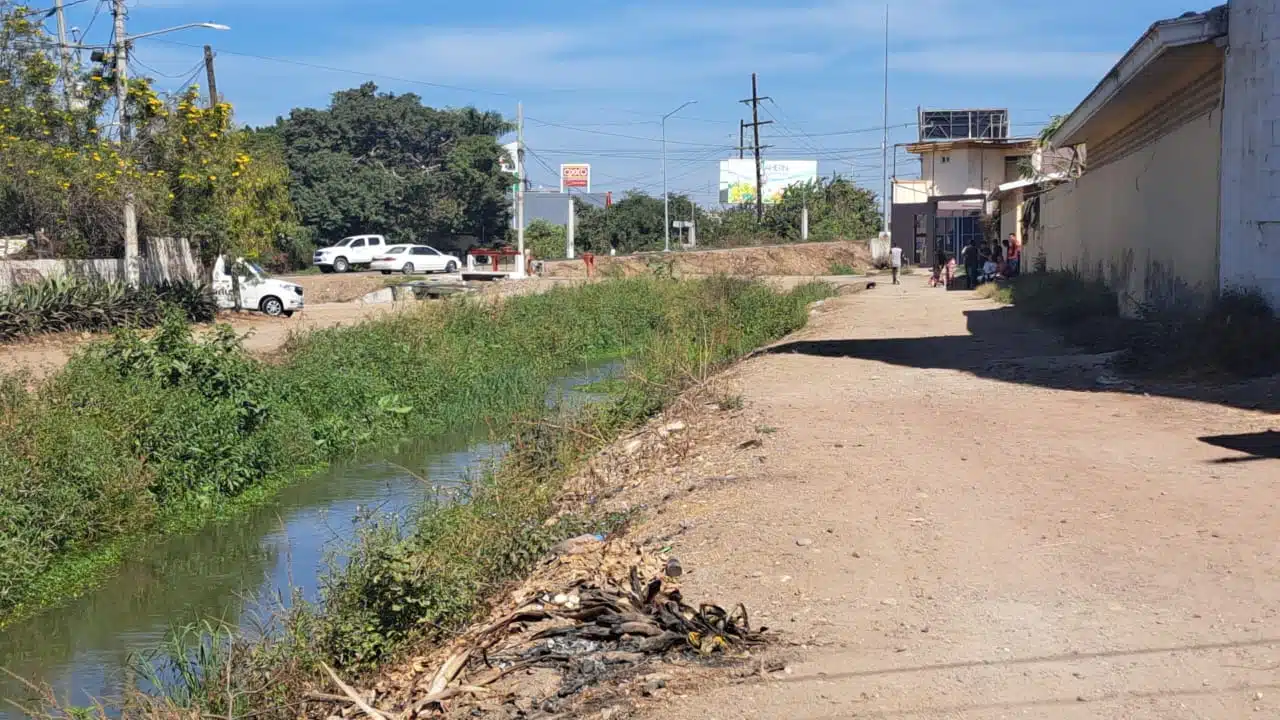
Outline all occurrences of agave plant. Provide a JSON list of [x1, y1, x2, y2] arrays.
[[0, 275, 218, 342]]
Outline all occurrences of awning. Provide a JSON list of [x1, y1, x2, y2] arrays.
[[987, 173, 1067, 202]]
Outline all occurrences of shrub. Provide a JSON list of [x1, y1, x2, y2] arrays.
[[0, 276, 216, 341], [0, 277, 835, 624]]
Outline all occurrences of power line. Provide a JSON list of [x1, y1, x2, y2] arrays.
[[526, 116, 735, 149]]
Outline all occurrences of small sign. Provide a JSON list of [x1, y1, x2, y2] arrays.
[[560, 164, 590, 192], [672, 221, 693, 229]]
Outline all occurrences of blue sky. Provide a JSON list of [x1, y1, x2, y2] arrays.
[[59, 0, 1210, 205]]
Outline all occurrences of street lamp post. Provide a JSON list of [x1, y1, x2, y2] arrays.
[[662, 100, 696, 253], [112, 17, 228, 286]]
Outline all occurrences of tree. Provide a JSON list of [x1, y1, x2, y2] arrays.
[[0, 3, 298, 262], [572, 191, 705, 254], [274, 83, 514, 250], [523, 219, 566, 260]]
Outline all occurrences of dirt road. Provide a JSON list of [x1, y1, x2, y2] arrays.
[[632, 276, 1279, 719]]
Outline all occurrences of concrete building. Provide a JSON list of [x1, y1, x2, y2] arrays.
[[891, 110, 1035, 266], [1038, 1, 1279, 315]]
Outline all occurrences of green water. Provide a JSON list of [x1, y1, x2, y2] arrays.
[[0, 361, 619, 714]]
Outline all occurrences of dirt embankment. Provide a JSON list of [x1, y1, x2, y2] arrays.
[[541, 240, 872, 278]]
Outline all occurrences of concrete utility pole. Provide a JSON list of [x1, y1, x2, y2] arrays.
[[113, 0, 140, 287], [516, 101, 525, 276], [203, 45, 218, 107], [662, 100, 697, 253], [739, 120, 746, 160], [802, 199, 810, 242], [55, 0, 71, 108], [740, 74, 773, 223]]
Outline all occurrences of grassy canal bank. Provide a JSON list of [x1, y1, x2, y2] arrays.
[[0, 277, 832, 630]]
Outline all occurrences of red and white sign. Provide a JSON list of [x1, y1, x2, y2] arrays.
[[560, 164, 591, 192]]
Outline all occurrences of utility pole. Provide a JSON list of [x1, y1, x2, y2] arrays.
[[55, 0, 71, 109], [739, 73, 772, 222], [516, 101, 525, 276], [739, 120, 746, 160], [662, 100, 697, 253], [113, 0, 140, 287], [203, 45, 218, 107]]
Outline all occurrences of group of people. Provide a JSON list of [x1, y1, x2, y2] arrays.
[[891, 233, 1024, 289], [929, 233, 1022, 289]]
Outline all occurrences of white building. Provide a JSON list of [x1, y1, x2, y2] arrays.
[[891, 109, 1036, 265]]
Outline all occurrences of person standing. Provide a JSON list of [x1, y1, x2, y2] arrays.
[[890, 244, 903, 285], [962, 240, 980, 289]]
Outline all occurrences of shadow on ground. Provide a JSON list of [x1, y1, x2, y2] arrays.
[[1199, 430, 1280, 463], [766, 305, 1280, 414]]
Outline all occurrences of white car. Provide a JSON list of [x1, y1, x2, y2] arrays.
[[371, 244, 462, 275], [211, 256, 304, 317], [313, 234, 387, 273]]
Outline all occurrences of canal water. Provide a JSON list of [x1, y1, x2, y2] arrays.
[[0, 360, 621, 715]]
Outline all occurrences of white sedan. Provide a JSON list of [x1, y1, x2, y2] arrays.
[[371, 245, 462, 275]]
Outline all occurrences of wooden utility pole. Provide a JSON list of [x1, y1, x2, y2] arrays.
[[739, 73, 772, 222], [203, 45, 219, 106]]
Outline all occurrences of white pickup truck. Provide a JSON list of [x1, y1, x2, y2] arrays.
[[211, 256, 304, 317], [312, 234, 387, 273]]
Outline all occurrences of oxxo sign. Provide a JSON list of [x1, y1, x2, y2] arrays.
[[560, 164, 590, 193]]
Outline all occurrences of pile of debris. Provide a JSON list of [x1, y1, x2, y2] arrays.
[[308, 538, 770, 719]]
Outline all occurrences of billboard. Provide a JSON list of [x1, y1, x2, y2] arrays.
[[560, 163, 591, 192], [719, 159, 818, 205]]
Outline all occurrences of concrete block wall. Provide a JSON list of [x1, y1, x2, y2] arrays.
[[1219, 0, 1280, 308]]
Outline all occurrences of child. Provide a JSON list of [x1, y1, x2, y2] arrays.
[[944, 254, 957, 288]]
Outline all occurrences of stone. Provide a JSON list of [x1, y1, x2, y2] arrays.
[[795, 538, 814, 547], [663, 420, 687, 433], [881, 598, 898, 607]]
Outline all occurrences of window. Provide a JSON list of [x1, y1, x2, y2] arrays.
[[939, 156, 952, 164], [386, 246, 407, 254], [424, 246, 441, 255], [369, 237, 382, 246], [337, 238, 354, 247], [351, 239, 366, 248], [411, 247, 431, 256]]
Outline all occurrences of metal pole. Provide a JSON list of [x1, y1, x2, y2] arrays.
[[881, 4, 891, 235], [114, 0, 139, 287], [662, 117, 669, 253], [566, 191, 575, 260], [516, 101, 525, 276]]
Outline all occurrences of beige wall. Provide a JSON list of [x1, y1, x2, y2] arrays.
[[921, 148, 1030, 197], [1040, 110, 1222, 315]]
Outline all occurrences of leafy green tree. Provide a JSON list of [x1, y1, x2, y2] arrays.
[[0, 3, 298, 261], [523, 218, 566, 260], [274, 83, 514, 249]]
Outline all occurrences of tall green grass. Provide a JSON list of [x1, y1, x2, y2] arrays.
[[0, 277, 833, 626], [82, 278, 834, 720]]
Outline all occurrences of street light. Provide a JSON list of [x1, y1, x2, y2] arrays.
[[127, 23, 230, 42], [662, 100, 696, 253]]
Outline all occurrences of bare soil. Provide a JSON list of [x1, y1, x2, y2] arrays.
[[412, 275, 1275, 719], [594, 276, 1279, 720]]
